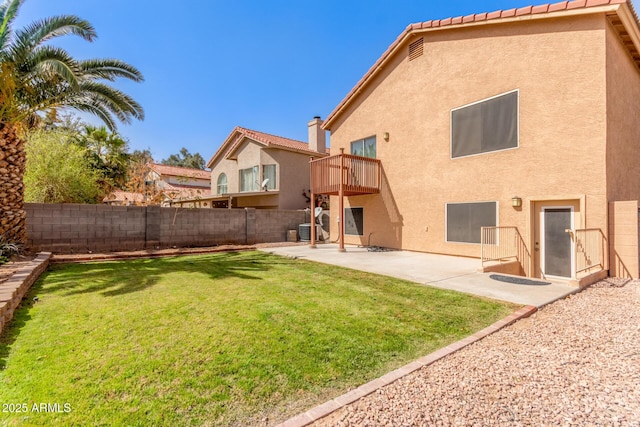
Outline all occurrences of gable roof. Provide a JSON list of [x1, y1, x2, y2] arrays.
[[149, 163, 211, 180], [323, 0, 640, 130], [207, 126, 328, 168]]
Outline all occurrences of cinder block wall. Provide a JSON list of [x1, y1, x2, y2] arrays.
[[158, 207, 248, 248], [255, 210, 308, 243], [25, 204, 306, 253], [26, 204, 146, 253]]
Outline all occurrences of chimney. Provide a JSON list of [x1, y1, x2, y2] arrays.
[[308, 116, 326, 154]]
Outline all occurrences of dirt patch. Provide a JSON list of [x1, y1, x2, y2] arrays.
[[50, 241, 311, 263]]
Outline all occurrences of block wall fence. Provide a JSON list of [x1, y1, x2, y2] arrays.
[[25, 203, 307, 253]]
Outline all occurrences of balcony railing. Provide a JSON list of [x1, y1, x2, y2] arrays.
[[310, 153, 381, 196], [481, 226, 531, 277], [575, 228, 608, 276]]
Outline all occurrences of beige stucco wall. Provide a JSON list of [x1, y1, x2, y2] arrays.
[[209, 138, 314, 209], [608, 201, 639, 278], [262, 148, 314, 210], [328, 14, 613, 262], [605, 22, 640, 202]]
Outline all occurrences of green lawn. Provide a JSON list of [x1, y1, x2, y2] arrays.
[[0, 251, 517, 426]]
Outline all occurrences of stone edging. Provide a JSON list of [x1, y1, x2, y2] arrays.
[[0, 252, 51, 335], [275, 305, 538, 427]]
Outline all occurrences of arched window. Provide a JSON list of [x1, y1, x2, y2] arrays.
[[217, 173, 228, 195]]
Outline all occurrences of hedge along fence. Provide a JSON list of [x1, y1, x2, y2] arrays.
[[25, 203, 307, 253]]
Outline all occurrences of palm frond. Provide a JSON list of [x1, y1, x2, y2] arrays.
[[10, 15, 95, 63], [0, 0, 23, 52], [77, 81, 144, 122], [0, 3, 144, 131], [79, 58, 144, 83], [66, 100, 117, 131], [25, 45, 80, 88]]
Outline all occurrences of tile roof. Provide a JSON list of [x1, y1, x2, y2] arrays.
[[323, 0, 638, 129], [234, 126, 327, 155], [207, 126, 329, 167], [149, 163, 211, 180]]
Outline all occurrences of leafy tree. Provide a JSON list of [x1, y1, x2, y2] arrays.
[[161, 147, 206, 170], [40, 110, 84, 133], [124, 155, 164, 206], [75, 125, 130, 189], [24, 129, 102, 203], [130, 148, 154, 164], [0, 0, 144, 243]]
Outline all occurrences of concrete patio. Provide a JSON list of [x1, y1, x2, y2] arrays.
[[260, 243, 578, 307]]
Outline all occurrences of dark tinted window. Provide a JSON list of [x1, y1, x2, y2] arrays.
[[451, 91, 518, 158], [446, 202, 497, 243], [345, 207, 364, 236]]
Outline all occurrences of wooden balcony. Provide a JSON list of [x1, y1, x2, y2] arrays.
[[310, 153, 381, 196]]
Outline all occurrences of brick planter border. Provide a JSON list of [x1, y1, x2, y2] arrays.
[[0, 252, 51, 335]]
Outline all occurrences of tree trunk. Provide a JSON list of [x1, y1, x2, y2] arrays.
[[0, 121, 26, 243]]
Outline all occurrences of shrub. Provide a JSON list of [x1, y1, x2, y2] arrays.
[[0, 235, 22, 265]]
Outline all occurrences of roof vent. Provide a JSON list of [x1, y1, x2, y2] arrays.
[[409, 37, 424, 61]]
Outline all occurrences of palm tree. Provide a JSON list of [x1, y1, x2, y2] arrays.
[[0, 0, 144, 243]]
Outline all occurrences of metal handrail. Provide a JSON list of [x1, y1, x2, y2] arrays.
[[481, 226, 530, 277], [574, 228, 608, 275]]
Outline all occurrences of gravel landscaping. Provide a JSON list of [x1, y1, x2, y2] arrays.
[[314, 278, 640, 426]]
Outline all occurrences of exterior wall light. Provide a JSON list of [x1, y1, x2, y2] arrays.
[[511, 196, 522, 207], [383, 132, 390, 141]]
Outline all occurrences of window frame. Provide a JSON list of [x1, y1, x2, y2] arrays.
[[262, 164, 277, 190], [239, 165, 259, 192], [350, 135, 377, 159], [216, 173, 228, 195], [445, 201, 498, 244], [344, 207, 364, 236], [450, 89, 519, 160]]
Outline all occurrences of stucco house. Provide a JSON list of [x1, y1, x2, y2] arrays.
[[177, 119, 329, 210], [310, 0, 640, 282], [103, 164, 211, 206], [147, 163, 211, 206]]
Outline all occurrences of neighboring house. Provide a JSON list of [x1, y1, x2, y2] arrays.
[[148, 163, 211, 206], [175, 118, 329, 209], [310, 0, 640, 282]]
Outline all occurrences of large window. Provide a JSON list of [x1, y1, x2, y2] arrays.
[[446, 201, 497, 244], [344, 207, 364, 236], [216, 173, 227, 195], [451, 90, 518, 159], [262, 164, 276, 190], [239, 166, 258, 192], [351, 136, 376, 158]]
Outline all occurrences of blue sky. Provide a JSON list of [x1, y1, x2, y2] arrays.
[[17, 0, 533, 164]]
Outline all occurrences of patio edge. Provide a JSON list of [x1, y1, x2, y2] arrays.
[[0, 252, 51, 335], [274, 304, 538, 427]]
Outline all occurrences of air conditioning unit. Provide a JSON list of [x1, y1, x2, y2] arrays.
[[298, 223, 322, 241], [299, 223, 311, 241]]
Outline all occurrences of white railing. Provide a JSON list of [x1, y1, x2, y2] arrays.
[[481, 226, 530, 277], [574, 228, 607, 276]]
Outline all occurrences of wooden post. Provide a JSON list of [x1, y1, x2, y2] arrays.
[[310, 157, 316, 248], [339, 148, 346, 252]]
